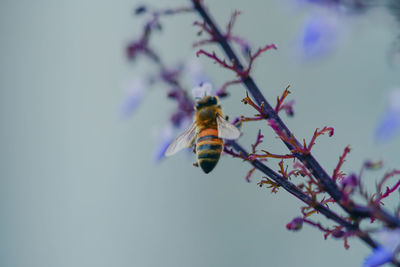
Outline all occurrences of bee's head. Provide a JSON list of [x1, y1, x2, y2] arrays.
[[195, 95, 219, 110]]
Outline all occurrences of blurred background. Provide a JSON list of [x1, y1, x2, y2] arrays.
[[1, 0, 400, 266]]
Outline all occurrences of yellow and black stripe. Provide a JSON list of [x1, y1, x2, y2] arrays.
[[196, 128, 223, 173]]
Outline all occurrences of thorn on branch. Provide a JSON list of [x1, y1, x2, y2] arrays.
[[248, 151, 295, 160], [223, 144, 248, 161], [239, 115, 266, 122], [275, 85, 295, 117], [374, 170, 400, 205], [290, 126, 335, 155], [278, 160, 289, 179], [196, 44, 276, 78], [333, 146, 351, 182], [251, 130, 264, 153], [193, 9, 251, 55], [307, 127, 334, 150], [226, 10, 241, 36], [302, 219, 349, 248], [258, 177, 281, 193], [246, 44, 277, 75], [245, 167, 256, 183], [241, 91, 268, 118], [196, 49, 245, 76], [128, 5, 193, 61]]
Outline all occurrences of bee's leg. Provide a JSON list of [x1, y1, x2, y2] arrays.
[[193, 162, 199, 167], [192, 146, 196, 153]]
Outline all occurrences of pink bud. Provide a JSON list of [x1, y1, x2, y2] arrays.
[[286, 217, 303, 231], [341, 174, 359, 188], [332, 230, 345, 238]]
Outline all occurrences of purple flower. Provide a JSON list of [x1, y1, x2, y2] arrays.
[[298, 13, 343, 60], [340, 173, 358, 200], [375, 88, 400, 142], [377, 228, 400, 251], [153, 118, 193, 163], [340, 173, 358, 187], [185, 59, 211, 87], [153, 125, 174, 162], [363, 247, 393, 267], [119, 79, 146, 119], [296, 0, 370, 13], [363, 228, 400, 267], [297, 0, 339, 5]]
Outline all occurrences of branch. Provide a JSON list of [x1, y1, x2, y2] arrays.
[[191, 0, 400, 228], [333, 146, 351, 181], [225, 139, 378, 250], [375, 170, 400, 204]]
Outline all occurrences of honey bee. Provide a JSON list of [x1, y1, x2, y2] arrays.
[[165, 84, 241, 173]]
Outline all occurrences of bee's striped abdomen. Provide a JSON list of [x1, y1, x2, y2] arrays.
[[196, 128, 223, 174]]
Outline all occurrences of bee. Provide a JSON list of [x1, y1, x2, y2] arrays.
[[165, 84, 241, 173]]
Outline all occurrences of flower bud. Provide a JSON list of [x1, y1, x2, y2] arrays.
[[286, 217, 303, 231], [332, 230, 345, 238]]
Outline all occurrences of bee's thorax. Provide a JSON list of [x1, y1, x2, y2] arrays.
[[195, 95, 219, 110]]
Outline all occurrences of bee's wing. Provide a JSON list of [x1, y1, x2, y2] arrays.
[[164, 122, 197, 157], [216, 113, 241, 140]]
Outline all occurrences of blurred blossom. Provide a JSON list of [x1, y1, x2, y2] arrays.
[[340, 173, 358, 199], [340, 173, 358, 188], [364, 160, 384, 170], [363, 228, 400, 267], [376, 228, 400, 252], [152, 125, 174, 162], [295, 0, 368, 12], [134, 5, 147, 15], [363, 247, 393, 267], [297, 0, 332, 5], [375, 88, 400, 142], [192, 83, 213, 99], [119, 79, 146, 118], [298, 12, 344, 60], [153, 118, 192, 162], [185, 59, 211, 87], [291, 0, 342, 13]]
